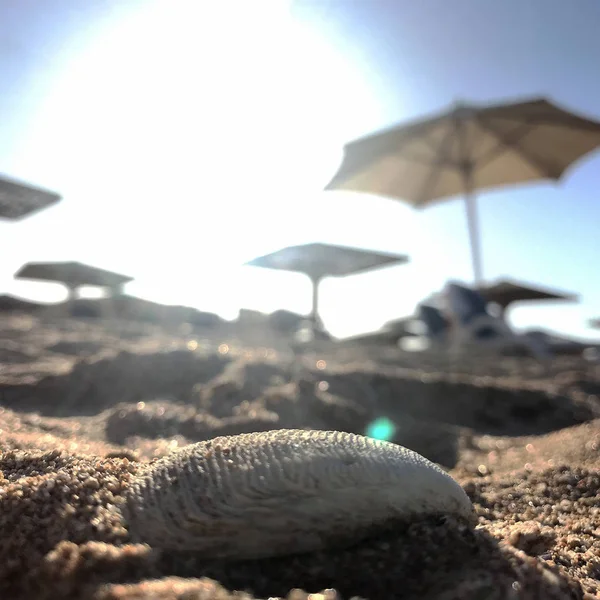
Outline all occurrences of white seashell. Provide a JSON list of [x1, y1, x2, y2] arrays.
[[121, 429, 474, 559]]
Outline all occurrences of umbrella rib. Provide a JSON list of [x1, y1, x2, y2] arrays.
[[471, 123, 534, 169], [416, 128, 449, 158], [388, 150, 462, 169], [413, 120, 458, 206], [477, 117, 562, 179], [378, 126, 454, 197]]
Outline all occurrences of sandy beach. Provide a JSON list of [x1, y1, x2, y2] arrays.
[[1, 310, 599, 599]]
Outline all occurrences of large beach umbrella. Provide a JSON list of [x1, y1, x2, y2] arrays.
[[325, 97, 600, 283]]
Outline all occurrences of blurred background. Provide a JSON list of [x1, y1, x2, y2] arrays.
[[1, 0, 599, 340]]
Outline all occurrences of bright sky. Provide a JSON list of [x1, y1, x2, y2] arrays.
[[0, 0, 599, 340]]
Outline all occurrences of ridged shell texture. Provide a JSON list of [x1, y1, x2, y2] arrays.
[[123, 429, 474, 559]]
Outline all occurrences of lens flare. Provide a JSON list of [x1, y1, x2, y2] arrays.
[[365, 417, 396, 442]]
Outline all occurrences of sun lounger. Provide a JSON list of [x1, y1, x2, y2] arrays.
[[416, 304, 450, 339], [442, 282, 551, 360]]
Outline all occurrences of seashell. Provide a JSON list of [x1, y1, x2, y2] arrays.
[[121, 429, 474, 559]]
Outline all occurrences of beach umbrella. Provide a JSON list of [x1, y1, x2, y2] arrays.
[[0, 174, 61, 221], [325, 97, 600, 283], [15, 261, 133, 300], [477, 278, 578, 318], [245, 242, 409, 328]]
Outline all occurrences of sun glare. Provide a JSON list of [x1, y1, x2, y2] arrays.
[[9, 0, 397, 332]]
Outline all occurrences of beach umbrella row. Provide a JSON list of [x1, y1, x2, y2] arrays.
[[245, 97, 600, 327]]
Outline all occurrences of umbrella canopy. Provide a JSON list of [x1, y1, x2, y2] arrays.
[[325, 97, 600, 282], [0, 174, 61, 221], [477, 278, 578, 315], [15, 261, 133, 293], [245, 242, 409, 324]]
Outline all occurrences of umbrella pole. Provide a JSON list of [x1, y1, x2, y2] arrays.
[[310, 276, 322, 331], [310, 275, 321, 329], [463, 168, 484, 283]]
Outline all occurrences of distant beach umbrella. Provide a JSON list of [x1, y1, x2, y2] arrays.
[[245, 242, 409, 328], [325, 97, 600, 283], [477, 278, 578, 318], [14, 261, 133, 300], [0, 174, 61, 221]]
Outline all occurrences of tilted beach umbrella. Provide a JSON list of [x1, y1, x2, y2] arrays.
[[325, 97, 600, 283], [477, 277, 578, 318], [0, 174, 61, 221]]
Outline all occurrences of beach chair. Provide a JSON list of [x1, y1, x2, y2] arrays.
[[390, 304, 451, 356], [417, 304, 450, 339], [442, 282, 551, 360]]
